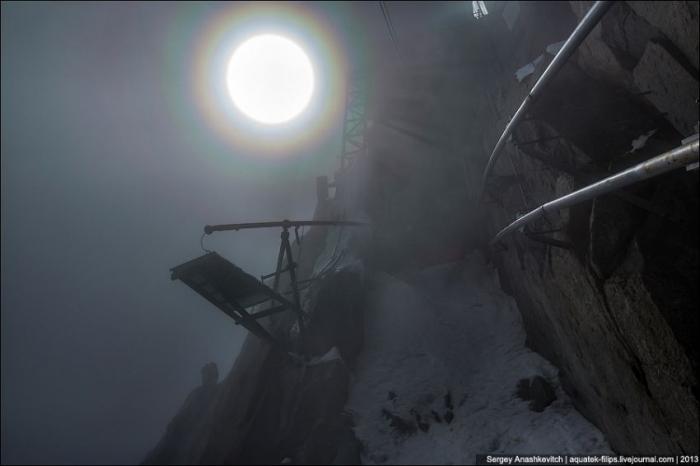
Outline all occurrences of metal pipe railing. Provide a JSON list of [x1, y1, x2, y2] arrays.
[[479, 1, 614, 201], [490, 140, 699, 245]]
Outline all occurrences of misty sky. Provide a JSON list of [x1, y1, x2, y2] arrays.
[[1, 2, 460, 464]]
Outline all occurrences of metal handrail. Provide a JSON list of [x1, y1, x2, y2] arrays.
[[479, 1, 614, 201], [490, 140, 699, 245]]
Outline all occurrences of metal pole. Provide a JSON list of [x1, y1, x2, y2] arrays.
[[204, 220, 368, 234], [229, 301, 279, 347], [281, 229, 306, 340], [271, 239, 286, 292], [490, 140, 699, 245], [479, 1, 614, 201]]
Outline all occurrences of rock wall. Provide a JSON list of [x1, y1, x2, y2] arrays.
[[478, 0, 699, 454], [357, 0, 698, 455]]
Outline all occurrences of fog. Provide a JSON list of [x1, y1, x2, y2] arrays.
[[1, 2, 446, 463]]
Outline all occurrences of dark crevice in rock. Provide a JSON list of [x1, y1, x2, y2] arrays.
[[381, 408, 416, 436], [650, 37, 699, 81], [589, 192, 647, 280], [601, 2, 658, 71], [596, 271, 645, 369], [630, 362, 653, 399], [635, 172, 700, 385], [515, 376, 557, 412], [600, 2, 699, 81]]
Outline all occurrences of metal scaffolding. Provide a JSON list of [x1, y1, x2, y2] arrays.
[[173, 220, 368, 350], [340, 70, 369, 172]]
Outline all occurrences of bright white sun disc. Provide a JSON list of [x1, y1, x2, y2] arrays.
[[226, 34, 314, 124]]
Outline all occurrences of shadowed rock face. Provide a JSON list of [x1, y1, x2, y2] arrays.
[[201, 362, 218, 388], [360, 0, 698, 455], [143, 241, 367, 465], [301, 270, 366, 367], [142, 363, 221, 465], [483, 1, 698, 455]]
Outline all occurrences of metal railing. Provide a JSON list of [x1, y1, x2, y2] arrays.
[[479, 1, 614, 201], [490, 140, 699, 245]]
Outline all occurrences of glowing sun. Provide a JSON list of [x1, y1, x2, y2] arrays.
[[226, 34, 315, 125]]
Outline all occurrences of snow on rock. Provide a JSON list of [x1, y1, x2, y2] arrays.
[[629, 128, 657, 153], [514, 40, 566, 83], [307, 346, 343, 366], [545, 40, 566, 56], [515, 55, 544, 82], [347, 252, 611, 464]]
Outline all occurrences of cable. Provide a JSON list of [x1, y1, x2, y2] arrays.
[[379, 1, 401, 60], [312, 223, 353, 283]]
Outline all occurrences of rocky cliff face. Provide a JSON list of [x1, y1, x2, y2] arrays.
[[144, 247, 368, 464], [146, 2, 698, 463], [357, 0, 698, 456], [471, 1, 698, 455], [483, 2, 698, 454]]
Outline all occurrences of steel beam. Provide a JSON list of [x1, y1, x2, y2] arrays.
[[204, 220, 368, 235]]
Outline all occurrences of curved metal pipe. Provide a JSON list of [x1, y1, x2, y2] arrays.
[[490, 140, 700, 245], [479, 1, 614, 201]]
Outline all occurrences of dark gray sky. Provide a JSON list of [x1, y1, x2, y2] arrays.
[[0, 2, 460, 464]]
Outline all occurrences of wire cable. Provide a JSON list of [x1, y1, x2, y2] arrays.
[[379, 1, 401, 60]]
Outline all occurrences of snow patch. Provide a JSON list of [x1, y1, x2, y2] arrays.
[[545, 40, 566, 56], [347, 253, 611, 464], [514, 39, 566, 83], [307, 346, 343, 366], [515, 55, 544, 82], [629, 129, 657, 153]]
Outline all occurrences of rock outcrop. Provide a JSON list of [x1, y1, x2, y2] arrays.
[[362, 0, 698, 455], [479, 1, 699, 454], [144, 236, 368, 464]]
